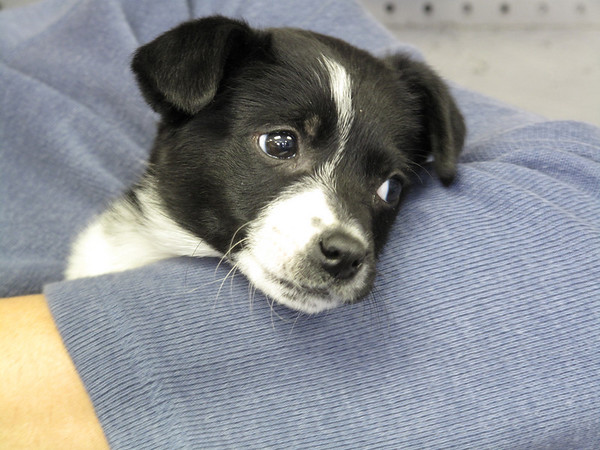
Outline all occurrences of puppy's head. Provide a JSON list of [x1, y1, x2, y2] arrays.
[[132, 17, 465, 313]]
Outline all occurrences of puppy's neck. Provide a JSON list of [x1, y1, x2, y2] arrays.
[[65, 178, 219, 280]]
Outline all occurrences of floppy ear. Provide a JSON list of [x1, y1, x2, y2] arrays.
[[385, 55, 466, 186], [131, 16, 270, 119]]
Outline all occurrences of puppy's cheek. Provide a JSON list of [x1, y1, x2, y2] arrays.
[[233, 184, 377, 312], [233, 187, 339, 308], [248, 187, 337, 274]]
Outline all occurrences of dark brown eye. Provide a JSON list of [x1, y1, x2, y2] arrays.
[[258, 131, 298, 159]]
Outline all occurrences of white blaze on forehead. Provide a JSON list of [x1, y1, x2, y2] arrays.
[[320, 56, 354, 168]]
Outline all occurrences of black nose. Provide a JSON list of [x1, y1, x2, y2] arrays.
[[318, 230, 367, 280]]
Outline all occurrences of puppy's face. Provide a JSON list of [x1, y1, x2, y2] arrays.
[[132, 17, 465, 313]]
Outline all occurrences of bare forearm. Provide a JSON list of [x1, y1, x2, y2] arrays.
[[0, 295, 109, 449]]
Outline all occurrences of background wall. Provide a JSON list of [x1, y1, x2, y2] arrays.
[[361, 0, 600, 125], [2, 0, 599, 125]]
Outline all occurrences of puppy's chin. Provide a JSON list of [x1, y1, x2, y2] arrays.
[[234, 252, 374, 314]]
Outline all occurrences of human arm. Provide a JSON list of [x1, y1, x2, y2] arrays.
[[0, 295, 109, 449]]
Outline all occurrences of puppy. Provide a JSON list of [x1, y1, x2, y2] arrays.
[[66, 16, 465, 313]]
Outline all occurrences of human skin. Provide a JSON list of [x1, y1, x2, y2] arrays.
[[0, 295, 109, 449]]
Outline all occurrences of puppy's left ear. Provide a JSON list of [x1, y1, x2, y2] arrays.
[[131, 16, 270, 119], [385, 55, 466, 186]]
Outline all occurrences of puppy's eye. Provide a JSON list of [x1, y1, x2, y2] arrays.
[[376, 177, 403, 204], [258, 131, 298, 159]]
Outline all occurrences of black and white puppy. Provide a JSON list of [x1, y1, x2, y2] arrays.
[[66, 17, 465, 313]]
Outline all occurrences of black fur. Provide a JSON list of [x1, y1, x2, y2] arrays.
[[130, 16, 465, 280]]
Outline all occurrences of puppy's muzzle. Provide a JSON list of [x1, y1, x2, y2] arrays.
[[316, 229, 366, 281]]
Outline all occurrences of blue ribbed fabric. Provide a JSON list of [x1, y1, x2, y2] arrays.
[[2, 0, 599, 448]]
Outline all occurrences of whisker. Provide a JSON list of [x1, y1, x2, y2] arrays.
[[247, 282, 256, 312], [406, 160, 432, 183], [268, 296, 277, 331], [214, 236, 249, 275], [215, 263, 240, 306], [264, 295, 295, 327], [228, 265, 239, 297], [365, 287, 389, 334], [184, 239, 208, 289], [289, 311, 303, 335], [214, 221, 252, 273], [228, 221, 252, 252], [251, 285, 259, 310], [182, 271, 238, 295]]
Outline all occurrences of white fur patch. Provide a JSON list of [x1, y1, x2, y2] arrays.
[[242, 187, 336, 271], [65, 184, 219, 279], [320, 55, 354, 169], [234, 179, 369, 313]]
